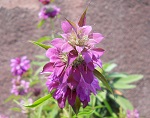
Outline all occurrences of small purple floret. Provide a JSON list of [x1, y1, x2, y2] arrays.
[[11, 78, 29, 96], [127, 109, 139, 118], [10, 56, 30, 76]]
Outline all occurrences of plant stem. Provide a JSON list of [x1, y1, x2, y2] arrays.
[[69, 105, 72, 118]]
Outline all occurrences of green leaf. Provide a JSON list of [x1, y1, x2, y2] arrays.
[[25, 94, 52, 108], [30, 40, 51, 50], [94, 69, 113, 94], [108, 73, 127, 79], [78, 8, 87, 27], [10, 107, 21, 112], [37, 36, 52, 43], [103, 63, 117, 72], [35, 55, 46, 60], [77, 106, 95, 116], [112, 82, 136, 89], [116, 75, 143, 84], [110, 95, 133, 110], [72, 97, 81, 114], [4, 95, 20, 103], [37, 20, 45, 28]]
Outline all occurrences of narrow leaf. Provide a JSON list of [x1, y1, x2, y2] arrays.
[[72, 97, 81, 114], [25, 94, 52, 108], [108, 73, 127, 79], [94, 69, 113, 94], [78, 8, 87, 27], [37, 20, 45, 28], [112, 82, 136, 89], [116, 75, 143, 84], [109, 95, 133, 110], [30, 41, 51, 50], [103, 63, 117, 72], [37, 36, 52, 43]]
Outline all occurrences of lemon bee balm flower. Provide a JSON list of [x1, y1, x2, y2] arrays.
[[42, 9, 104, 109]]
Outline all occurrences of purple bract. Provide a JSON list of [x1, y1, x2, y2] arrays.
[[10, 56, 30, 76]]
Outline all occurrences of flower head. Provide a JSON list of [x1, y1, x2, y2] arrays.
[[39, 0, 50, 5], [39, 5, 60, 19], [11, 78, 30, 96], [10, 56, 30, 76], [127, 109, 139, 118], [42, 9, 104, 109]]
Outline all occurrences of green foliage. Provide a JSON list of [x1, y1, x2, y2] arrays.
[[94, 69, 113, 94], [25, 94, 52, 108], [37, 20, 45, 28], [30, 41, 51, 50]]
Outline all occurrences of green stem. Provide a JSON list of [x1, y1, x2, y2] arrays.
[[50, 19, 55, 38], [69, 105, 72, 118]]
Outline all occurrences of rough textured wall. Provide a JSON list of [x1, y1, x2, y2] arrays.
[[0, 0, 149, 117]]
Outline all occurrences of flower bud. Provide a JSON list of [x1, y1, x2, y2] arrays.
[[39, 0, 50, 5]]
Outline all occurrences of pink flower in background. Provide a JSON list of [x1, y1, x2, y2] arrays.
[[10, 56, 30, 76], [11, 78, 30, 96], [39, 0, 50, 5], [127, 109, 139, 118], [42, 10, 104, 108], [0, 114, 9, 118], [39, 5, 60, 19], [20, 98, 33, 114]]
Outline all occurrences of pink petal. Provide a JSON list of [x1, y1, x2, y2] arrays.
[[61, 21, 72, 33], [61, 42, 74, 52], [80, 26, 92, 35], [51, 38, 65, 48], [89, 33, 104, 44]]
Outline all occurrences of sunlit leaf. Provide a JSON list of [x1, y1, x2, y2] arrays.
[[103, 63, 117, 72], [37, 20, 45, 28], [112, 82, 136, 89], [25, 94, 52, 108], [30, 40, 51, 50], [108, 73, 127, 79], [94, 69, 113, 94], [37, 36, 52, 43], [116, 75, 143, 84]]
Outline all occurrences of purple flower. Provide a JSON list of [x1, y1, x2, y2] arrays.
[[39, 5, 60, 19], [11, 78, 30, 96], [10, 56, 30, 76], [39, 0, 50, 5], [127, 109, 139, 118], [42, 11, 104, 109]]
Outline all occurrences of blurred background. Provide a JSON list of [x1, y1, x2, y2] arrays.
[[0, 0, 149, 117]]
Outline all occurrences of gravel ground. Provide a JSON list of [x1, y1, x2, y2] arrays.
[[0, 0, 149, 117]]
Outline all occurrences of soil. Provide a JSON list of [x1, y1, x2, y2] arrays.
[[0, 0, 149, 117]]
